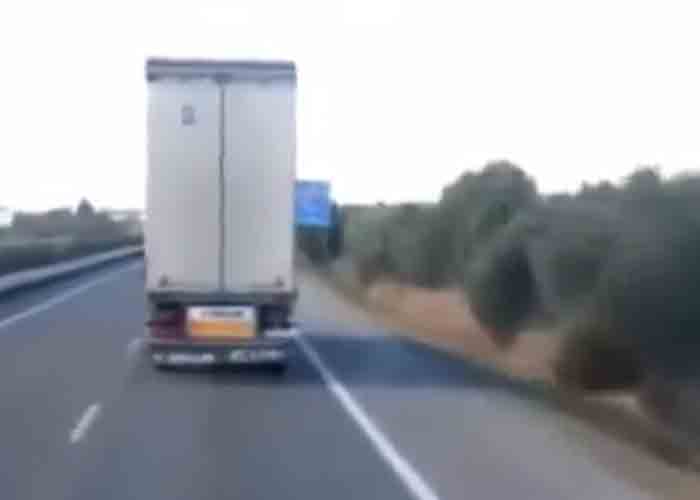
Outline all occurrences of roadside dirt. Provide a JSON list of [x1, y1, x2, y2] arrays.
[[366, 282, 560, 383], [308, 267, 700, 500]]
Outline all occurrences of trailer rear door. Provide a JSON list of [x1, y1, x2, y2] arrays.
[[222, 79, 296, 293], [146, 80, 223, 291]]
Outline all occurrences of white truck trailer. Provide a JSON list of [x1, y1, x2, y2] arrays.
[[144, 58, 297, 369]]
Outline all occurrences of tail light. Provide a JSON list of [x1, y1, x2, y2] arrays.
[[146, 306, 186, 339]]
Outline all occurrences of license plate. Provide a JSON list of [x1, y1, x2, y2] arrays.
[[187, 306, 256, 339]]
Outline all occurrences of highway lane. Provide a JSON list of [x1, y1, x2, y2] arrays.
[[0, 260, 651, 499]]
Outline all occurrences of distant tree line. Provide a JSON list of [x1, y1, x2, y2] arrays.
[[0, 198, 143, 277], [9, 198, 138, 242]]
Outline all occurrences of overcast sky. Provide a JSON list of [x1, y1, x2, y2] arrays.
[[2, 0, 699, 211]]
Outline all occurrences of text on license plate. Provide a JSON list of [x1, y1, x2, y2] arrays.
[[187, 306, 256, 339]]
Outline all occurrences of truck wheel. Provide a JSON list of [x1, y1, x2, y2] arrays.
[[152, 360, 171, 371]]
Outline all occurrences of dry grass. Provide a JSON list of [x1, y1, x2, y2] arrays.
[[366, 282, 560, 382]]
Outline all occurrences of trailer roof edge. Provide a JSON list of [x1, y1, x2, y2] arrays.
[[146, 58, 296, 82]]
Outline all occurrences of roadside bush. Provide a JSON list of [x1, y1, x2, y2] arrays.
[[466, 218, 540, 343], [334, 164, 700, 394], [555, 311, 644, 391], [342, 205, 395, 256], [355, 248, 395, 285], [341, 203, 428, 284], [380, 204, 434, 284], [595, 215, 700, 378], [555, 180, 700, 390], [341, 161, 539, 289], [526, 201, 620, 319], [303, 164, 700, 443], [438, 161, 539, 282], [414, 209, 455, 287]]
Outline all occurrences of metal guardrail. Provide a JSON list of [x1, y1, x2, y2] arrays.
[[0, 246, 143, 295]]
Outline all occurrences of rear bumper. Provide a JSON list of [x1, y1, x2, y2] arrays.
[[146, 337, 290, 366], [146, 289, 298, 307]]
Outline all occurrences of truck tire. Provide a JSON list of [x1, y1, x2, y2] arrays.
[[262, 360, 287, 375]]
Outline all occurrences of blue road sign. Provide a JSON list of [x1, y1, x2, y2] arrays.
[[295, 181, 331, 227]]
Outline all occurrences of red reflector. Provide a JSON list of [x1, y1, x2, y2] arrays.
[[147, 309, 185, 338]]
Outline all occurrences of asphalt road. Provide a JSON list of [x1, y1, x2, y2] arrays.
[[0, 260, 651, 500]]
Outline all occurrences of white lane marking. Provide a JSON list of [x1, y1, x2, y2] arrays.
[[0, 262, 141, 331], [294, 332, 441, 500], [69, 403, 102, 444]]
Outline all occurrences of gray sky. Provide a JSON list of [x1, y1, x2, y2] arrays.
[[2, 0, 699, 210]]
